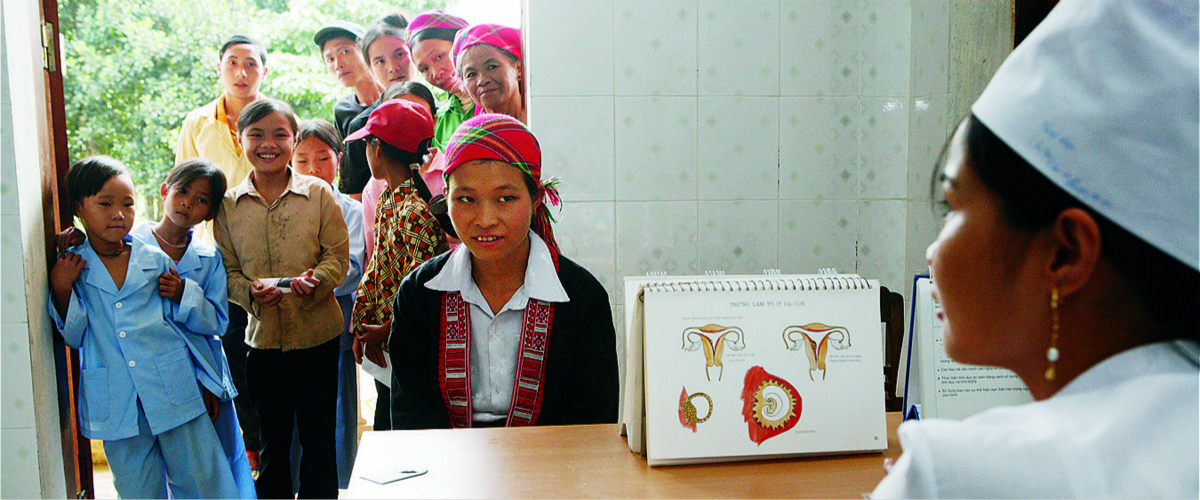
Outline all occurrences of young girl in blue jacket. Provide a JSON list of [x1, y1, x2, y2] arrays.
[[130, 157, 256, 498], [49, 156, 239, 498]]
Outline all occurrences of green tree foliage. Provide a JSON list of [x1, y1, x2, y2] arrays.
[[61, 0, 448, 201]]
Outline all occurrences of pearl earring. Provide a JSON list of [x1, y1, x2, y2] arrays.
[[1045, 287, 1060, 381]]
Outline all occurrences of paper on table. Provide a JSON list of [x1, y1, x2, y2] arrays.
[[359, 467, 427, 485]]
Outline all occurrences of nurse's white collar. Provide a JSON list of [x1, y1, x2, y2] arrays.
[[424, 230, 569, 304]]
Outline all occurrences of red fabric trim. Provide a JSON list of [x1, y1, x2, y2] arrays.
[[439, 292, 473, 428], [438, 291, 555, 428], [505, 299, 554, 426]]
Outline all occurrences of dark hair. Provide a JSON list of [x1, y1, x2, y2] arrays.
[[949, 114, 1199, 340], [383, 81, 437, 116], [410, 27, 459, 45], [66, 156, 129, 214], [220, 34, 267, 66], [521, 171, 539, 198], [297, 119, 343, 156], [359, 23, 409, 64], [372, 137, 427, 166], [368, 134, 444, 232], [375, 12, 409, 29], [166, 158, 227, 220], [237, 98, 298, 136]]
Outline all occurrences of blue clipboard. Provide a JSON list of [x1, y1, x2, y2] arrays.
[[900, 273, 929, 421]]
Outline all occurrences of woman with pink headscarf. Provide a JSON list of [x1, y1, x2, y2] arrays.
[[408, 10, 474, 151], [452, 23, 526, 122], [386, 114, 619, 429]]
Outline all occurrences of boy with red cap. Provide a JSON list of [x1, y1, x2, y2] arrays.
[[345, 99, 449, 430]]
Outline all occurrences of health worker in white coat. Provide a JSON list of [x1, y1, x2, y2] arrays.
[[871, 0, 1199, 498]]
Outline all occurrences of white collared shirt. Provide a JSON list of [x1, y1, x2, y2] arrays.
[[872, 340, 1200, 498], [424, 230, 569, 422]]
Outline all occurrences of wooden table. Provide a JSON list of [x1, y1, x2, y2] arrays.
[[345, 412, 902, 498]]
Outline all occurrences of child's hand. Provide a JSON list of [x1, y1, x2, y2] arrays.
[[50, 253, 85, 301], [202, 386, 220, 422], [290, 269, 319, 296], [56, 227, 86, 252], [158, 268, 184, 303], [357, 320, 391, 345], [352, 335, 365, 364], [250, 280, 283, 307], [363, 340, 388, 368], [356, 319, 391, 367]]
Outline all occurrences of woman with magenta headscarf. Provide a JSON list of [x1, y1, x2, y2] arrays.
[[407, 10, 474, 151], [387, 114, 619, 429], [452, 23, 526, 122]]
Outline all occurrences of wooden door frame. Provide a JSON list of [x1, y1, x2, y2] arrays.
[[37, 0, 93, 497]]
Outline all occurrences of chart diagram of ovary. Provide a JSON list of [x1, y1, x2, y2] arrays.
[[783, 323, 851, 381], [678, 387, 712, 433], [681, 324, 746, 381], [740, 366, 800, 445]]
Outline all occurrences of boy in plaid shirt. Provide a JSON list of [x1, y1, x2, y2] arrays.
[[346, 99, 448, 430]]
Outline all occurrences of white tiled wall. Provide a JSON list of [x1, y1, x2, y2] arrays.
[[611, 0, 696, 96], [528, 0, 956, 309], [697, 1, 780, 96], [697, 200, 779, 274], [3, 0, 68, 496], [697, 97, 779, 201], [613, 97, 698, 201], [907, 0, 953, 284], [778, 199, 859, 274], [2, 8, 42, 496]]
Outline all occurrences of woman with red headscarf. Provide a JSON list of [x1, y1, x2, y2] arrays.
[[387, 114, 619, 429], [452, 23, 526, 122], [408, 10, 474, 151]]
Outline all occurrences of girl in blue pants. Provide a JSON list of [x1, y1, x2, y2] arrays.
[[49, 156, 239, 498]]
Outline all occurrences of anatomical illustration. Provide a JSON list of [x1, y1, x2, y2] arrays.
[[782, 323, 851, 380], [680, 324, 746, 381], [740, 366, 801, 445], [678, 387, 712, 432]]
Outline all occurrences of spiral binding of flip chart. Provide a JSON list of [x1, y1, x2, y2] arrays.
[[643, 275, 872, 294]]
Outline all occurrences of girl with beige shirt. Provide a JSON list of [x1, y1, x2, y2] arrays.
[[213, 98, 349, 499]]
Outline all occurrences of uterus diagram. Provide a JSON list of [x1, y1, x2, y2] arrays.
[[681, 324, 746, 381], [783, 323, 851, 381]]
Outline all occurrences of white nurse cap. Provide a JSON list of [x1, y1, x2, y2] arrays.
[[972, 0, 1199, 271]]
